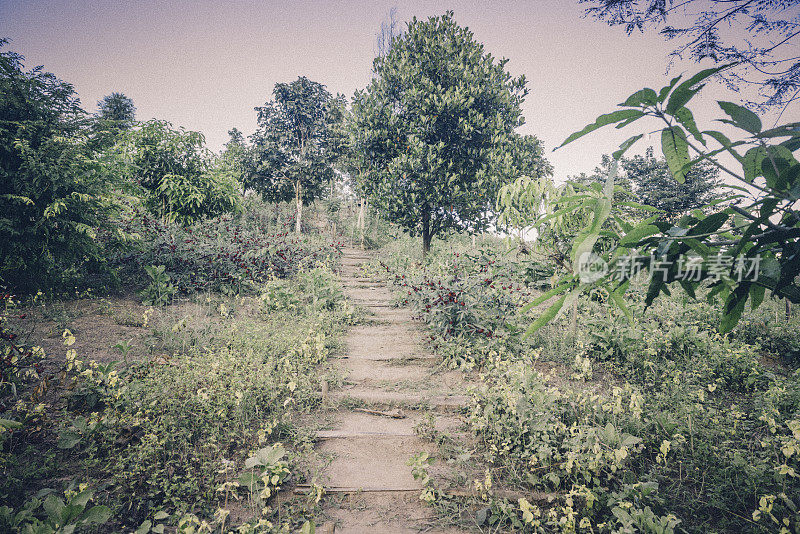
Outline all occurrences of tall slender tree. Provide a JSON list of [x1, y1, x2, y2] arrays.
[[249, 77, 341, 234]]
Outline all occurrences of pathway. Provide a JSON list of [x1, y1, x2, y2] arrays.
[[314, 247, 469, 533]]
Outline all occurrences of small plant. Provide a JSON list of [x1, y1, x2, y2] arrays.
[[408, 452, 437, 503], [134, 511, 170, 534], [140, 265, 176, 306], [0, 488, 111, 534], [238, 444, 291, 508], [112, 338, 135, 364]]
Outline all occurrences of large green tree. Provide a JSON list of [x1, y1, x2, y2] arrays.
[[0, 40, 113, 291], [248, 77, 342, 234], [356, 12, 534, 256]]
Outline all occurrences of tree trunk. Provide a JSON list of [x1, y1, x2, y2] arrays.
[[295, 180, 303, 235], [422, 210, 432, 259], [357, 197, 365, 249]]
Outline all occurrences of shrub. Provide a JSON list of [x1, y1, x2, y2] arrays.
[[110, 205, 342, 296], [114, 119, 241, 226], [0, 41, 117, 293]]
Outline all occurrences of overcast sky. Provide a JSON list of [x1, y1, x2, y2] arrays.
[[0, 0, 778, 182]]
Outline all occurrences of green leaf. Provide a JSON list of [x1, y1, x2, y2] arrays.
[[666, 84, 704, 115], [0, 418, 22, 430], [657, 75, 682, 103], [43, 495, 65, 524], [674, 107, 704, 144], [609, 286, 632, 321], [238, 472, 262, 489], [70, 490, 92, 508], [613, 134, 644, 159], [521, 282, 572, 312], [781, 136, 800, 152], [720, 284, 749, 334], [704, 130, 745, 162], [661, 126, 690, 183], [524, 292, 568, 337], [760, 145, 798, 189], [718, 101, 762, 134], [750, 284, 766, 310], [665, 64, 732, 114], [80, 505, 112, 526], [571, 162, 615, 268], [644, 273, 666, 308], [756, 122, 800, 139], [742, 146, 767, 182], [619, 88, 657, 107], [620, 223, 660, 246], [556, 110, 645, 150], [688, 212, 729, 237]]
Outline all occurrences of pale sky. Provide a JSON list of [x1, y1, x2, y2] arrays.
[[0, 0, 781, 183]]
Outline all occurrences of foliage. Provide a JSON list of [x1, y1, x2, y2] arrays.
[[367, 232, 800, 532], [111, 202, 343, 295], [0, 40, 116, 292], [115, 119, 241, 225], [238, 444, 291, 506], [0, 488, 111, 534], [248, 77, 344, 233], [391, 250, 523, 345], [1, 294, 45, 398], [1, 262, 349, 530], [91, 92, 136, 150], [354, 11, 541, 254], [530, 65, 800, 334], [623, 146, 721, 222], [139, 265, 176, 307], [97, 92, 136, 125], [581, 0, 800, 110]]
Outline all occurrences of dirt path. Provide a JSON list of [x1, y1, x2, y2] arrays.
[[314, 248, 469, 533]]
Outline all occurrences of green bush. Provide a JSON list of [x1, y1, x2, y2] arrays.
[[115, 119, 241, 226], [0, 41, 117, 292]]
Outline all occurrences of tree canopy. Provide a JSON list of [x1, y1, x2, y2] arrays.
[[0, 40, 113, 291], [581, 0, 800, 111], [116, 120, 240, 225], [355, 11, 543, 255], [97, 92, 136, 126], [623, 146, 721, 221], [248, 77, 343, 233]]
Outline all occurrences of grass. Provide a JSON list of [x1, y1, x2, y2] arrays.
[[0, 206, 355, 533], [365, 231, 800, 533]]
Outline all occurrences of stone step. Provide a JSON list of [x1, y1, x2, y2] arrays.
[[330, 389, 469, 410], [315, 430, 416, 439]]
